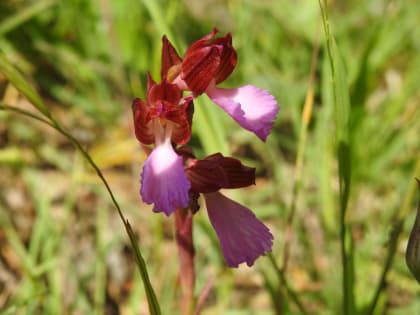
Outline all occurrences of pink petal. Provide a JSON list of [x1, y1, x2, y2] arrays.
[[206, 85, 279, 141], [141, 141, 191, 216], [204, 192, 273, 267]]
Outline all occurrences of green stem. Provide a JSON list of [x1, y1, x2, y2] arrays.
[[175, 208, 195, 315]]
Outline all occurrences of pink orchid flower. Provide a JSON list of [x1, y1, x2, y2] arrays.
[[162, 29, 279, 141], [132, 75, 193, 216], [183, 152, 273, 267]]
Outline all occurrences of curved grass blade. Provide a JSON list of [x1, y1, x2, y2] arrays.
[[0, 53, 51, 118], [0, 0, 57, 36], [0, 53, 162, 314]]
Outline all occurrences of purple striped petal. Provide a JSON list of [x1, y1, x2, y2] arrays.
[[206, 85, 279, 141], [141, 141, 191, 216], [204, 192, 273, 267]]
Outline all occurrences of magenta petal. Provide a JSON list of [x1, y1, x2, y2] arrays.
[[140, 141, 191, 216], [206, 85, 279, 141], [204, 192, 273, 267]]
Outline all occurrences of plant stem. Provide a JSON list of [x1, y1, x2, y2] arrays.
[[175, 208, 195, 315]]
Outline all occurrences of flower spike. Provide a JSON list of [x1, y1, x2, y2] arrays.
[[132, 28, 277, 268]]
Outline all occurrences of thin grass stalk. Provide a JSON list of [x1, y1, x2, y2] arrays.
[[0, 103, 162, 315], [318, 1, 354, 314]]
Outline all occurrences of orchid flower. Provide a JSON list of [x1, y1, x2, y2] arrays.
[[132, 74, 193, 216], [132, 29, 277, 268], [162, 29, 279, 141], [183, 152, 273, 267]]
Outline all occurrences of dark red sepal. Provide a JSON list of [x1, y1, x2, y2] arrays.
[[146, 72, 156, 92], [181, 28, 237, 93], [148, 79, 182, 109], [181, 45, 221, 94], [161, 36, 182, 81], [170, 97, 194, 145], [132, 98, 154, 145], [212, 33, 237, 84], [185, 153, 256, 193], [181, 29, 221, 93]]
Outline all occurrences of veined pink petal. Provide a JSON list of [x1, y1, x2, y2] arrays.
[[141, 141, 191, 216], [204, 192, 273, 267], [206, 85, 279, 141]]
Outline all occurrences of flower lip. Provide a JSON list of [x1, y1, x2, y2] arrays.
[[205, 191, 273, 267], [206, 84, 279, 141], [140, 139, 191, 216]]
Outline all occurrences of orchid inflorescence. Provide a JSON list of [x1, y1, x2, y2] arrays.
[[132, 29, 279, 268]]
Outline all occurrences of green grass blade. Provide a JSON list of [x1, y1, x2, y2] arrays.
[[0, 50, 163, 313], [140, 0, 175, 46], [0, 0, 57, 36], [319, 1, 354, 314], [125, 220, 162, 315], [192, 97, 229, 155], [0, 53, 51, 118]]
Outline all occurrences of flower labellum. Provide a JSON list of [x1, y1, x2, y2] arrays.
[[206, 84, 279, 141], [205, 192, 273, 267], [141, 137, 190, 216], [183, 152, 272, 267]]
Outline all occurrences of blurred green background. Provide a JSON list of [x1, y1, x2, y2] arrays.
[[0, 0, 419, 314]]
